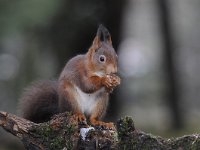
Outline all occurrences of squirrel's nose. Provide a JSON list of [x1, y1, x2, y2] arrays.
[[107, 64, 118, 74]]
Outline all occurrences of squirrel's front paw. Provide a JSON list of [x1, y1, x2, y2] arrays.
[[103, 74, 121, 92], [109, 74, 121, 86]]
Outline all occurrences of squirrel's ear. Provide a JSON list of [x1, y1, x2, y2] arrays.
[[91, 36, 101, 50], [96, 24, 112, 45], [89, 25, 112, 53]]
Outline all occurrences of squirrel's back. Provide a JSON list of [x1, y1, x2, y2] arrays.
[[59, 54, 85, 82], [19, 80, 59, 123]]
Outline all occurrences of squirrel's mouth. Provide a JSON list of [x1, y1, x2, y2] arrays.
[[93, 71, 106, 77], [93, 65, 118, 77]]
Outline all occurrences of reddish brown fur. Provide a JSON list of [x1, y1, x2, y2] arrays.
[[19, 25, 120, 128]]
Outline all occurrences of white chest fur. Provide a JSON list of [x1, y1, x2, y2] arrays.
[[75, 86, 105, 115]]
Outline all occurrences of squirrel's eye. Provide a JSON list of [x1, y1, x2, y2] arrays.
[[99, 55, 106, 63]]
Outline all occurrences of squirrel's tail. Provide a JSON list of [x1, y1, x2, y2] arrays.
[[18, 80, 59, 123]]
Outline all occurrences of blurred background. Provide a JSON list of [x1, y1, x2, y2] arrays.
[[0, 0, 200, 149]]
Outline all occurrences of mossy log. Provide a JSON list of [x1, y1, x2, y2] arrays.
[[0, 111, 200, 150]]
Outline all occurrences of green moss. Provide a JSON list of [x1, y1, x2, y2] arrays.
[[50, 136, 65, 149], [65, 111, 72, 116], [191, 137, 200, 150], [117, 116, 135, 138], [112, 130, 119, 142], [117, 116, 136, 149], [34, 122, 54, 140], [63, 124, 76, 150], [31, 123, 65, 149], [167, 135, 200, 150], [30, 115, 77, 150], [117, 116, 167, 150]]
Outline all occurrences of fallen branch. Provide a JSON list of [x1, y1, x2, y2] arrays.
[[0, 111, 200, 150]]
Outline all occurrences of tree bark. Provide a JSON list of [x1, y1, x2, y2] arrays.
[[157, 0, 183, 129], [0, 111, 199, 150]]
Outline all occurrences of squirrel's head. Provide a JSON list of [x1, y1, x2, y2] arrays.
[[87, 25, 118, 77]]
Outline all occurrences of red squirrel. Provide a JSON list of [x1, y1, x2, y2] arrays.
[[19, 25, 120, 129]]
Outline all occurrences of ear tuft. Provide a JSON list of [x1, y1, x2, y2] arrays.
[[89, 25, 112, 53], [96, 24, 112, 45]]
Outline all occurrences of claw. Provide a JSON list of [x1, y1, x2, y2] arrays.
[[75, 113, 87, 125]]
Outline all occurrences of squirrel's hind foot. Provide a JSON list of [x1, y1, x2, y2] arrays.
[[90, 118, 115, 130], [75, 113, 87, 125]]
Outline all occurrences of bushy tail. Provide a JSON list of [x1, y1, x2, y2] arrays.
[[19, 80, 59, 123]]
